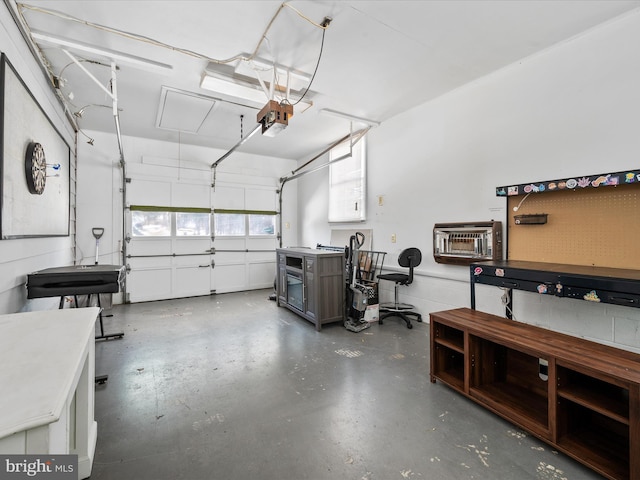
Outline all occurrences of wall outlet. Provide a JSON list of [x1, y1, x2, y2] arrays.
[[391, 234, 396, 243]]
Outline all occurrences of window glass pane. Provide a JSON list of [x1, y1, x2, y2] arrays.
[[248, 214, 275, 235], [176, 212, 211, 236], [329, 138, 366, 222], [131, 211, 171, 236], [214, 213, 245, 236]]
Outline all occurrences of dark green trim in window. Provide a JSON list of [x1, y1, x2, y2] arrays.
[[130, 205, 212, 214], [213, 209, 278, 215]]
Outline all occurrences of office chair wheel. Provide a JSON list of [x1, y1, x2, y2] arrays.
[[407, 322, 413, 329], [417, 314, 422, 322]]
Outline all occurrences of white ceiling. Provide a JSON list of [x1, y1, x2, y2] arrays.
[[11, 0, 640, 160]]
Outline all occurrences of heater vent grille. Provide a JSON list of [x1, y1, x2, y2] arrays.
[[433, 222, 502, 265]]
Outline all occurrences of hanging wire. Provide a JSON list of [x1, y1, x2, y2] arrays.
[[240, 114, 244, 139], [78, 129, 94, 145], [58, 57, 111, 80], [512, 192, 532, 212], [74, 103, 115, 117], [17, 2, 330, 67], [293, 28, 325, 106], [17, 1, 332, 152], [18, 1, 332, 119]]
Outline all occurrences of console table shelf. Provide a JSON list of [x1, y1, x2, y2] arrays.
[[430, 307, 640, 480]]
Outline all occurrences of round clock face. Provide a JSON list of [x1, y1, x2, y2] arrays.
[[25, 142, 46, 195]]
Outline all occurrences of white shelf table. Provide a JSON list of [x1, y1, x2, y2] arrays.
[[0, 307, 99, 479]]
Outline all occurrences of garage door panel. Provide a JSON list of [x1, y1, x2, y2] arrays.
[[214, 237, 246, 249], [172, 183, 211, 208], [175, 265, 212, 297], [128, 239, 172, 256], [245, 187, 276, 211], [215, 251, 246, 264], [128, 179, 171, 206], [248, 261, 276, 289], [128, 268, 172, 302], [173, 255, 212, 267], [213, 186, 244, 210], [174, 237, 211, 255], [247, 250, 276, 262], [214, 264, 245, 293], [128, 256, 171, 268], [246, 237, 277, 251]]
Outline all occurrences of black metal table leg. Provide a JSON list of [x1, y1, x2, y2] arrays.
[[93, 294, 124, 341]]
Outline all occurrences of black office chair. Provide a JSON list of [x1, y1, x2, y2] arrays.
[[377, 247, 422, 329]]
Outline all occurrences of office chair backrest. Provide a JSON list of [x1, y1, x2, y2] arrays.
[[398, 248, 422, 285]]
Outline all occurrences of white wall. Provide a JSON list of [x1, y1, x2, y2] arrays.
[[75, 130, 298, 299], [298, 9, 640, 352], [0, 3, 76, 314]]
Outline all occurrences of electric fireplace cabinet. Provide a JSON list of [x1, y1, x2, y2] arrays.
[[276, 248, 345, 331], [430, 308, 640, 480]]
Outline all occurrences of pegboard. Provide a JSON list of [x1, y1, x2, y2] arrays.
[[507, 182, 640, 269]]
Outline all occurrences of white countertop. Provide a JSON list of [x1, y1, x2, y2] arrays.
[[0, 307, 99, 439]]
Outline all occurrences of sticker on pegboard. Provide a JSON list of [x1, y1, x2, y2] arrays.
[[495, 269, 505, 277], [537, 284, 548, 294], [473, 267, 483, 276], [583, 290, 601, 302]]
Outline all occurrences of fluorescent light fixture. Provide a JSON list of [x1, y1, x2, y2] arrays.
[[319, 108, 380, 127], [31, 31, 173, 73], [234, 54, 312, 90], [200, 73, 268, 106], [201, 63, 313, 114]]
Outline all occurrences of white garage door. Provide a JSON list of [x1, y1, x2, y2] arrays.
[[125, 166, 277, 303]]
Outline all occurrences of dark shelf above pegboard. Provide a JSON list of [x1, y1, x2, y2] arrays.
[[496, 168, 640, 197]]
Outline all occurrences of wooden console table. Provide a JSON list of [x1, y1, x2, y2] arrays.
[[0, 307, 100, 479], [276, 248, 345, 331], [430, 307, 640, 480]]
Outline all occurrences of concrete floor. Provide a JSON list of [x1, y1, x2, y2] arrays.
[[90, 289, 602, 480]]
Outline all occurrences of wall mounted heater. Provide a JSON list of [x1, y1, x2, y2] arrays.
[[433, 221, 502, 265]]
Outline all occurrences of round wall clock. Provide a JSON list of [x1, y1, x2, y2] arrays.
[[25, 142, 46, 195]]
